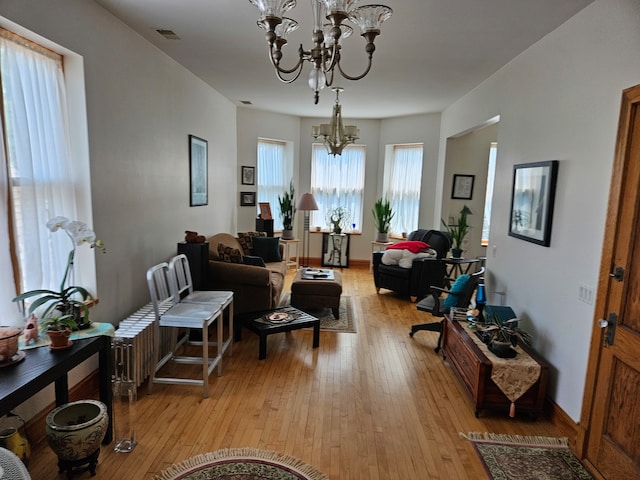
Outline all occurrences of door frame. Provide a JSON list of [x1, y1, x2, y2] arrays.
[[578, 84, 640, 468]]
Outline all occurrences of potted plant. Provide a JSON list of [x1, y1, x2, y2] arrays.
[[13, 216, 105, 334], [477, 312, 533, 358], [326, 206, 351, 234], [278, 180, 296, 240], [442, 205, 472, 258], [41, 315, 78, 349], [372, 197, 394, 242]]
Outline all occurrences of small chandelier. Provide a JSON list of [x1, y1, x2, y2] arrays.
[[312, 87, 359, 156], [249, 0, 393, 104]]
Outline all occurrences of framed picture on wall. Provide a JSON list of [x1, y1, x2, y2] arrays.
[[240, 191, 256, 206], [451, 174, 475, 200], [241, 166, 255, 185], [508, 160, 559, 247], [189, 135, 208, 206]]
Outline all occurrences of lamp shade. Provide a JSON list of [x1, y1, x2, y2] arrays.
[[297, 193, 318, 211]]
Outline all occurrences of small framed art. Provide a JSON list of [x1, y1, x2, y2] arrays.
[[241, 166, 255, 185], [508, 160, 559, 247], [189, 135, 208, 206], [451, 174, 475, 200], [240, 191, 256, 206], [258, 202, 272, 219]]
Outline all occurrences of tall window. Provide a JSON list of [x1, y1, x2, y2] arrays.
[[1, 29, 78, 318], [257, 139, 290, 231], [481, 142, 498, 246], [383, 144, 423, 235], [310, 144, 365, 232]]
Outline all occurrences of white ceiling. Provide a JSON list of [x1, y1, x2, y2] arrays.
[[93, 0, 595, 119]]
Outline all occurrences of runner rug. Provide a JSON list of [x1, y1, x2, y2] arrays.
[[461, 432, 594, 480], [154, 448, 329, 480], [280, 295, 356, 333]]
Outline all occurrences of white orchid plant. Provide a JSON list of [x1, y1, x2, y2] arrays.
[[13, 216, 105, 331]]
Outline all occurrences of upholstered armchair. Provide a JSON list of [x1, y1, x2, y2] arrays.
[[372, 229, 452, 302]]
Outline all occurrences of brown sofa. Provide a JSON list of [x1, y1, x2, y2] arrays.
[[206, 233, 286, 315]]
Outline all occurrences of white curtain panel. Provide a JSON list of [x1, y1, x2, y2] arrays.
[[257, 140, 287, 231], [384, 145, 423, 235]]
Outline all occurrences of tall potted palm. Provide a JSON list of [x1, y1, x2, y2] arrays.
[[442, 205, 471, 258], [372, 197, 394, 242], [278, 180, 295, 240]]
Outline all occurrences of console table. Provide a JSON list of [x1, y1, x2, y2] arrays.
[[0, 336, 113, 443], [441, 314, 548, 418]]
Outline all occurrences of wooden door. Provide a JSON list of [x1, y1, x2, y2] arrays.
[[582, 84, 640, 479]]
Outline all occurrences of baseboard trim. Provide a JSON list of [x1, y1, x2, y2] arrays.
[[24, 369, 100, 447], [545, 396, 580, 451]]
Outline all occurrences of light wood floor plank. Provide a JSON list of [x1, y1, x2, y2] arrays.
[[27, 266, 563, 479]]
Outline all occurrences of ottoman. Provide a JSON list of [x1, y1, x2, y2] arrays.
[[291, 269, 343, 318]]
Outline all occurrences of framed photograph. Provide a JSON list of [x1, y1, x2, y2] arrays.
[[451, 174, 475, 200], [189, 135, 208, 206], [509, 160, 559, 247], [240, 191, 256, 206], [259, 202, 272, 219], [241, 166, 255, 185]]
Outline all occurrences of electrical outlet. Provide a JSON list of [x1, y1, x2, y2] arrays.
[[578, 283, 594, 305]]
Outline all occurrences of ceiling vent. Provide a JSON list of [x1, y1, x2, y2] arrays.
[[155, 29, 180, 40], [240, 100, 253, 105]]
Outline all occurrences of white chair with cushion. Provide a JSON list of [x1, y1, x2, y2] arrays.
[[146, 262, 223, 398], [169, 254, 233, 362]]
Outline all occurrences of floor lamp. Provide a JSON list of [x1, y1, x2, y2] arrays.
[[297, 193, 318, 268]]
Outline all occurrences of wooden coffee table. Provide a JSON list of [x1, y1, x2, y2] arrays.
[[234, 306, 320, 360]]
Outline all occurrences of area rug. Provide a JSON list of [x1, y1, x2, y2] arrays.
[[280, 295, 356, 333], [461, 432, 594, 480], [154, 448, 329, 480]]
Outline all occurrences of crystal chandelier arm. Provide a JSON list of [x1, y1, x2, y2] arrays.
[[336, 31, 376, 80], [268, 41, 307, 77]]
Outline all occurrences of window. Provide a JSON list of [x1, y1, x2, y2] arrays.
[[383, 144, 423, 235], [481, 142, 498, 246], [310, 144, 365, 232], [0, 29, 80, 317], [256, 139, 291, 231]]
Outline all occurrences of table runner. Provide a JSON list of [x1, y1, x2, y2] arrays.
[[19, 322, 115, 350], [463, 321, 541, 416]]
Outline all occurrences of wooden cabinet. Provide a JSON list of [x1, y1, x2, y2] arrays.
[[441, 315, 548, 418]]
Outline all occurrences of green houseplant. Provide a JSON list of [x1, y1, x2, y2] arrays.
[[442, 205, 471, 258], [477, 311, 533, 358], [278, 180, 296, 240], [13, 216, 105, 335], [372, 197, 394, 242]]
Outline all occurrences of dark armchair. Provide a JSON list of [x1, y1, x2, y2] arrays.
[[410, 267, 485, 352], [372, 229, 452, 302]]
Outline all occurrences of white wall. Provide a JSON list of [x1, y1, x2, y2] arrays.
[[439, 0, 640, 421], [1, 0, 237, 420]]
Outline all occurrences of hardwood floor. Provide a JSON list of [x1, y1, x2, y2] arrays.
[[27, 266, 563, 479]]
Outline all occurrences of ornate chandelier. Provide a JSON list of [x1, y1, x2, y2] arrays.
[[249, 0, 393, 104], [312, 87, 359, 156]]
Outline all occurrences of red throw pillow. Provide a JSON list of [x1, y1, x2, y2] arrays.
[[386, 241, 430, 253]]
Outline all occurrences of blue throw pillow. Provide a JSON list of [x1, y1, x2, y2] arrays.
[[252, 236, 282, 263], [442, 274, 470, 312], [243, 255, 266, 267]]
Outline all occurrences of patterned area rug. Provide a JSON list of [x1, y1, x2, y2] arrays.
[[280, 295, 356, 333], [154, 448, 329, 480], [462, 433, 594, 480]]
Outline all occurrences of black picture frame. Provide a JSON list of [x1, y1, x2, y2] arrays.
[[451, 174, 475, 200], [240, 191, 256, 206], [241, 166, 255, 185], [508, 160, 559, 247], [189, 135, 208, 206]]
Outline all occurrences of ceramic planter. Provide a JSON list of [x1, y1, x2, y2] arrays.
[[47, 328, 72, 350], [45, 400, 108, 462]]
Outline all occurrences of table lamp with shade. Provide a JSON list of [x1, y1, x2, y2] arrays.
[[297, 193, 318, 268]]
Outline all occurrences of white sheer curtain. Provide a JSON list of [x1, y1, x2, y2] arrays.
[[257, 139, 287, 231], [1, 33, 76, 301], [310, 144, 365, 232], [383, 144, 423, 235]]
